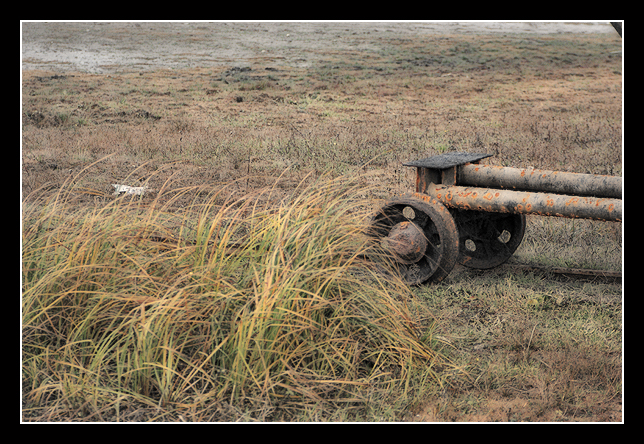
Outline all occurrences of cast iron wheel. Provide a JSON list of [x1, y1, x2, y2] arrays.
[[369, 195, 459, 285], [451, 210, 526, 269]]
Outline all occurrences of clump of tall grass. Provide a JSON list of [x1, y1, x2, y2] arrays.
[[22, 173, 446, 421]]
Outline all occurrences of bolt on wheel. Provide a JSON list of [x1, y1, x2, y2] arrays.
[[369, 195, 459, 285]]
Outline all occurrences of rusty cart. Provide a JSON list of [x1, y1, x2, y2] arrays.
[[369, 152, 622, 285]]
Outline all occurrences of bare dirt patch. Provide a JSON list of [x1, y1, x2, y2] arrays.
[[22, 22, 617, 74]]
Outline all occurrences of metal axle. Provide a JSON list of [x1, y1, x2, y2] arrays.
[[459, 164, 622, 199], [423, 186, 622, 221]]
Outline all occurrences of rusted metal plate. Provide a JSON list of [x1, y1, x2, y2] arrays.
[[422, 186, 622, 222], [502, 263, 621, 282], [403, 152, 492, 169], [460, 164, 622, 199]]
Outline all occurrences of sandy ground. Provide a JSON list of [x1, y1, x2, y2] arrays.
[[21, 21, 619, 74]]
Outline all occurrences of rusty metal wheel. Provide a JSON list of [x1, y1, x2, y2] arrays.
[[369, 195, 459, 285], [451, 210, 526, 269]]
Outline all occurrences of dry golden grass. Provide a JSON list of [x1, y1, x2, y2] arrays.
[[22, 32, 622, 200], [23, 174, 449, 421]]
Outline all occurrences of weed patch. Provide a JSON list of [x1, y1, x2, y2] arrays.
[[22, 174, 449, 421]]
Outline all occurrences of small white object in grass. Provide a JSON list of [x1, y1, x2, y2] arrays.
[[112, 184, 150, 196]]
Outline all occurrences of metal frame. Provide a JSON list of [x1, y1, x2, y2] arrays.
[[370, 152, 622, 285], [407, 152, 622, 222]]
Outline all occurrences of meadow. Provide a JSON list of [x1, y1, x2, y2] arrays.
[[22, 24, 622, 421]]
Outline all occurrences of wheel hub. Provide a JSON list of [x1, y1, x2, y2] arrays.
[[383, 221, 428, 264]]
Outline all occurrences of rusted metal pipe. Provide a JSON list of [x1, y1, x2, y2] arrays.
[[421, 186, 622, 222], [459, 164, 622, 199]]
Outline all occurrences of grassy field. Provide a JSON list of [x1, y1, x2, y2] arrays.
[[22, 26, 622, 422]]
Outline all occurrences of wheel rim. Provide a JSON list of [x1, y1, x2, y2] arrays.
[[452, 210, 526, 269], [369, 196, 459, 285]]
